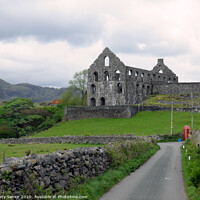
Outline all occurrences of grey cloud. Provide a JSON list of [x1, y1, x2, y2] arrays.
[[0, 5, 104, 46], [105, 29, 189, 57]]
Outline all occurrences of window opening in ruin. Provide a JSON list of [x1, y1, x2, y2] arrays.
[[159, 69, 163, 73], [115, 70, 121, 80], [141, 73, 144, 77], [128, 70, 132, 75], [100, 97, 105, 106], [148, 74, 150, 77], [142, 85, 145, 94], [104, 56, 109, 66], [91, 84, 96, 94], [158, 75, 160, 79], [104, 71, 109, 81], [136, 83, 139, 88], [164, 77, 166, 81], [91, 98, 96, 106], [147, 86, 150, 95], [135, 71, 138, 76], [94, 72, 98, 82], [168, 78, 171, 83], [153, 74, 155, 77], [117, 83, 122, 93], [174, 78, 176, 81]]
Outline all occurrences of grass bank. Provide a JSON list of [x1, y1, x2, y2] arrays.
[[32, 111, 200, 137], [55, 141, 160, 200], [0, 143, 102, 164], [182, 140, 200, 200]]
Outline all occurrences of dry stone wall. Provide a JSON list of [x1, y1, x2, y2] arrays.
[[0, 147, 111, 196], [0, 135, 163, 144], [64, 105, 200, 121]]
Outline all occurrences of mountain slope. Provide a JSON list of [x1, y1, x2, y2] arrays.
[[0, 79, 67, 102]]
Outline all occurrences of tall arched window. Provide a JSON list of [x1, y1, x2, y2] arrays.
[[91, 98, 96, 106], [104, 56, 109, 66], [147, 86, 150, 95], [100, 97, 105, 106], [115, 70, 120, 81], [117, 83, 122, 93], [104, 71, 109, 81], [135, 71, 138, 76], [128, 70, 132, 75], [91, 84, 96, 94], [93, 72, 98, 82]]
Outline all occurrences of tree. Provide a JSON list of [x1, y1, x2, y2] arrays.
[[69, 69, 88, 105], [0, 98, 43, 138], [61, 87, 81, 107]]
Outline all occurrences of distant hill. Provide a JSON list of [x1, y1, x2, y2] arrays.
[[0, 79, 67, 102]]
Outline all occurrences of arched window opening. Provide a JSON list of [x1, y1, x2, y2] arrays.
[[115, 70, 121, 81], [128, 70, 132, 76], [164, 77, 166, 81], [104, 56, 109, 66], [93, 72, 98, 82], [135, 71, 138, 77], [148, 74, 150, 77], [136, 83, 139, 88], [100, 97, 105, 106], [159, 70, 163, 73], [104, 71, 109, 81], [142, 85, 145, 94], [153, 74, 155, 77], [91, 84, 96, 94], [91, 98, 96, 106], [141, 73, 144, 77], [158, 75, 160, 80], [117, 83, 122, 93], [147, 86, 150, 95], [168, 78, 171, 83], [174, 78, 176, 81]]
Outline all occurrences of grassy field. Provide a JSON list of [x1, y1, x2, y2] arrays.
[[0, 143, 102, 164], [32, 111, 200, 137]]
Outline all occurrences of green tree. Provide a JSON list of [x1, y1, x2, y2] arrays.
[[61, 88, 81, 107], [0, 98, 42, 138], [69, 69, 88, 105]]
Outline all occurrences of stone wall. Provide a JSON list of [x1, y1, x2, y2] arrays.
[[0, 135, 163, 144], [0, 147, 111, 195], [64, 105, 200, 121], [64, 105, 139, 121], [153, 82, 200, 95]]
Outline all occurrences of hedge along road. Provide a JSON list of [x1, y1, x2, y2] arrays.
[[100, 142, 187, 200]]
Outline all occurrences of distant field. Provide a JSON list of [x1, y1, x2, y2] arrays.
[[32, 111, 200, 137], [0, 143, 102, 164]]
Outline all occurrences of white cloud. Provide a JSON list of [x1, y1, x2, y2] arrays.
[[0, 0, 200, 86]]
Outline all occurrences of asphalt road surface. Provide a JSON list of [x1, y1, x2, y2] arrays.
[[100, 142, 187, 200]]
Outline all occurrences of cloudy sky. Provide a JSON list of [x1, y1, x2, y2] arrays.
[[0, 0, 200, 88]]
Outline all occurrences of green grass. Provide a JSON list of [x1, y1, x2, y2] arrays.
[[182, 141, 200, 200], [0, 143, 102, 164], [32, 111, 200, 137], [144, 94, 200, 108]]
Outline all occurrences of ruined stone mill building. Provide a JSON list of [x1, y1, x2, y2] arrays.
[[87, 47, 179, 106], [65, 47, 200, 120]]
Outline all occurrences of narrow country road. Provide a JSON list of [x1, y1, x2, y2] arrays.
[[100, 142, 187, 200]]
